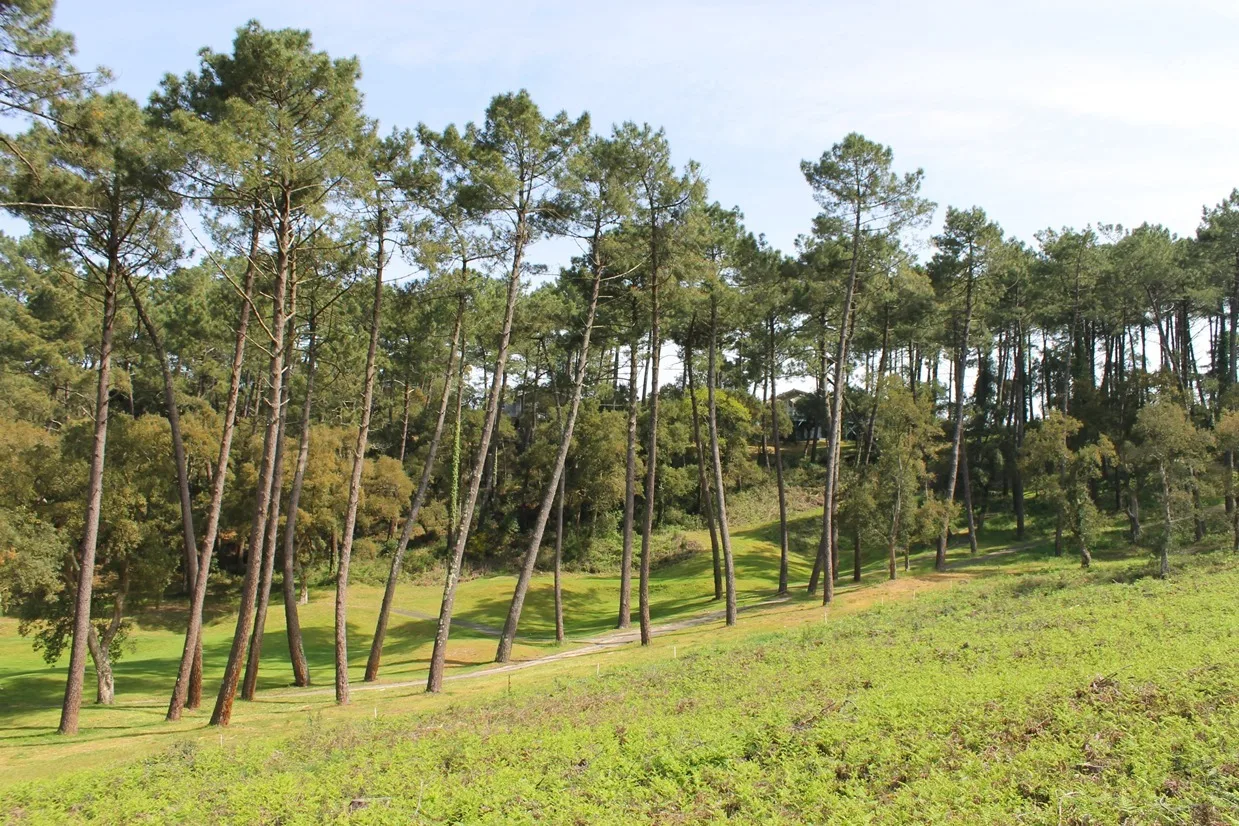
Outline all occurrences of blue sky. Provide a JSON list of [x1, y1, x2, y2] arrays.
[[56, 0, 1239, 263]]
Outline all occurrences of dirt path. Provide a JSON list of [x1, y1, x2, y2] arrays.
[[276, 540, 1039, 701], [278, 597, 794, 698]]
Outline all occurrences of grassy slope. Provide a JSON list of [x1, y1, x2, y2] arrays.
[[0, 507, 1011, 781], [9, 509, 1239, 823]]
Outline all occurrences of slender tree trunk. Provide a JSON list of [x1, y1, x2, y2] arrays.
[[852, 523, 862, 582], [1159, 464, 1172, 578], [496, 263, 602, 662], [280, 317, 316, 688], [364, 294, 463, 682], [960, 446, 979, 555], [553, 468, 566, 644], [860, 310, 890, 467], [241, 274, 299, 700], [639, 233, 662, 646], [427, 200, 528, 693], [936, 278, 974, 571], [58, 254, 119, 736], [1012, 320, 1027, 539], [1126, 474, 1142, 543], [887, 472, 903, 581], [769, 317, 789, 596], [168, 216, 259, 721], [686, 325, 723, 600], [445, 330, 466, 556], [1190, 467, 1206, 542], [241, 374, 287, 701], [706, 292, 736, 626], [210, 206, 291, 728], [617, 322, 639, 628], [334, 220, 386, 706], [815, 209, 862, 604]]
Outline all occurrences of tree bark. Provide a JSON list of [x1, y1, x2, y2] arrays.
[[280, 315, 316, 688], [168, 215, 259, 721], [706, 291, 736, 626], [769, 317, 790, 595], [553, 467, 566, 644], [334, 217, 386, 705], [815, 205, 863, 605], [1012, 320, 1027, 540], [639, 233, 662, 645], [210, 205, 291, 728], [960, 445, 979, 555], [58, 253, 119, 736], [617, 316, 639, 628], [685, 323, 723, 600]]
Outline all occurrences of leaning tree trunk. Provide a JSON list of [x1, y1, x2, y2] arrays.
[[496, 264, 602, 663], [426, 200, 528, 693], [769, 317, 790, 596], [210, 207, 291, 728], [58, 255, 119, 737], [364, 293, 464, 682], [706, 291, 737, 626], [168, 216, 259, 722], [241, 348, 291, 702], [334, 220, 386, 706], [685, 323, 723, 600]]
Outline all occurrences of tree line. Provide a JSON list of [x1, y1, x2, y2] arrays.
[[1, 2, 1237, 735]]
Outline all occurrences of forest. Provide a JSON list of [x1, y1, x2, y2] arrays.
[[2, 0, 1239, 761]]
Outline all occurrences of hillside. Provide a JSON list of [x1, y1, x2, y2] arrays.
[[5, 539, 1238, 824]]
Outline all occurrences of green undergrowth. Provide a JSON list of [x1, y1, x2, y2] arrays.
[[5, 548, 1239, 824]]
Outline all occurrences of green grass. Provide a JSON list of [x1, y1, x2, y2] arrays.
[[0, 505, 1016, 783], [12, 503, 1229, 823], [5, 528, 1238, 822]]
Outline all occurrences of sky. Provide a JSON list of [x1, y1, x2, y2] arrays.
[[53, 0, 1239, 265]]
